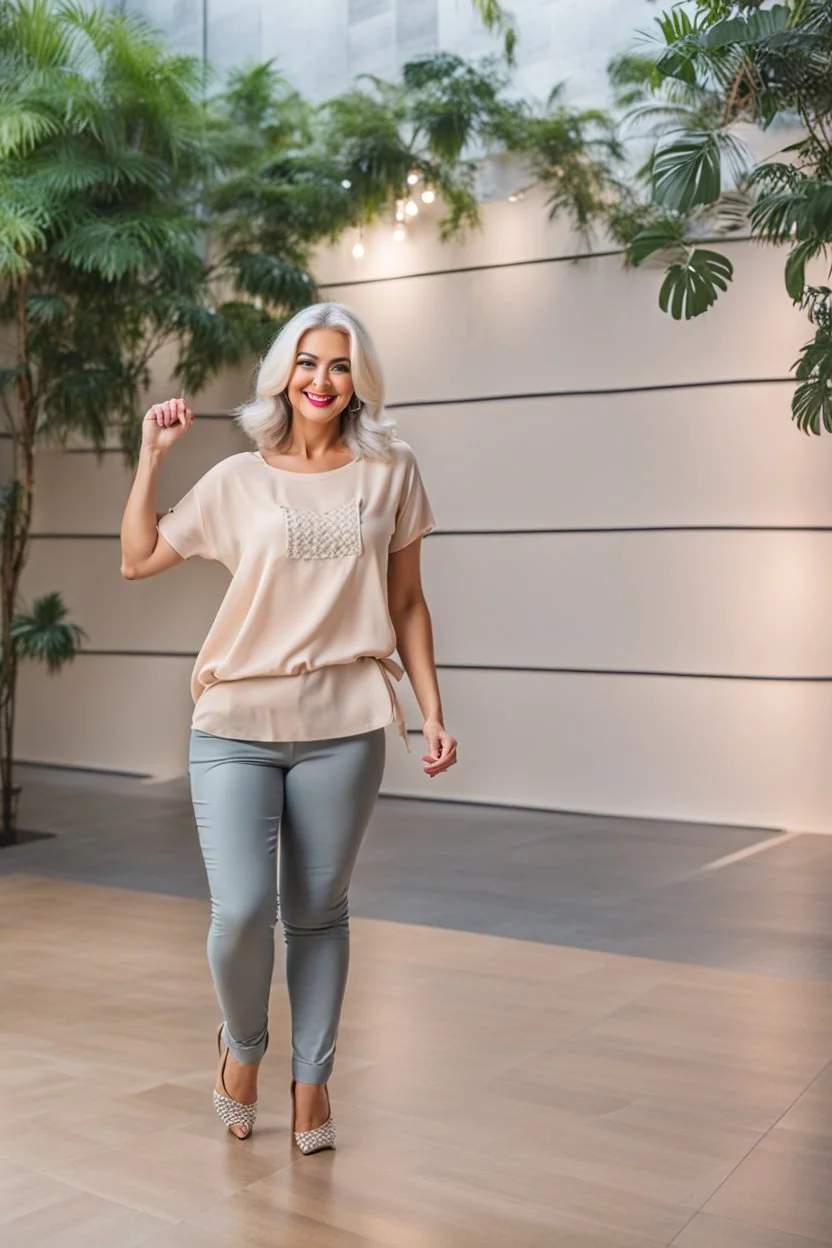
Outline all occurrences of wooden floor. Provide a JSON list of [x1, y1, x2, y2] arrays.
[[2, 874, 832, 1247]]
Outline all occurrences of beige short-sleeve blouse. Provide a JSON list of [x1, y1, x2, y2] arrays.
[[157, 438, 435, 746]]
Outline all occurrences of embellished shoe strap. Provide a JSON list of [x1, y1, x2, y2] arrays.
[[213, 1088, 258, 1130], [214, 1032, 259, 1131], [294, 1115, 336, 1154]]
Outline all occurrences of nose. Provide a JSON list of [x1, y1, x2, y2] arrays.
[[314, 372, 332, 392]]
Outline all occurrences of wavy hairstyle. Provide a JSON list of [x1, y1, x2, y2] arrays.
[[235, 302, 396, 459]]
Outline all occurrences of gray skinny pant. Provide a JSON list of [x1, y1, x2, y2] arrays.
[[188, 727, 386, 1084]]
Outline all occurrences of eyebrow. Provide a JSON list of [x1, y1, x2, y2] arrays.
[[297, 352, 351, 364]]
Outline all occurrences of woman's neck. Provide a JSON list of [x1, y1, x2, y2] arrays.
[[281, 414, 345, 461]]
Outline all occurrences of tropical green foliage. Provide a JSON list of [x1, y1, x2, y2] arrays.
[[490, 85, 623, 236], [178, 61, 348, 394], [470, 0, 518, 65], [0, 0, 217, 842], [318, 55, 620, 242], [320, 54, 517, 240], [9, 591, 85, 673], [207, 46, 616, 290], [610, 1, 832, 434]]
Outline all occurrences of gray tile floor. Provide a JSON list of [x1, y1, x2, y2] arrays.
[[3, 764, 832, 982]]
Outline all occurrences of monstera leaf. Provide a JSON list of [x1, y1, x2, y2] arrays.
[[658, 248, 734, 319]]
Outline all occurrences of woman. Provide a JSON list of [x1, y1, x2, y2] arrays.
[[120, 302, 457, 1154]]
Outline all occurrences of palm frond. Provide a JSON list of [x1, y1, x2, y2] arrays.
[[0, 100, 61, 156], [50, 214, 198, 280], [40, 359, 133, 449], [792, 326, 832, 434], [173, 300, 283, 398], [469, 0, 518, 65], [225, 250, 317, 309], [10, 591, 86, 672], [24, 294, 71, 326]]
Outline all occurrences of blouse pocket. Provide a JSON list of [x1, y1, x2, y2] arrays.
[[281, 499, 363, 559]]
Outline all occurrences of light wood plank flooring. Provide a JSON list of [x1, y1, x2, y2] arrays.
[[1, 874, 831, 1247]]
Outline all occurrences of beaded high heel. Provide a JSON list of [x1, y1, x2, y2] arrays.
[[290, 1079, 336, 1155], [213, 1023, 266, 1140]]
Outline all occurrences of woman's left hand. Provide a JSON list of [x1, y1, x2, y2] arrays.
[[421, 719, 458, 778]]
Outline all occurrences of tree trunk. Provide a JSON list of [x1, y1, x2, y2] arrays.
[[0, 504, 21, 847], [0, 278, 36, 847], [0, 749, 16, 849]]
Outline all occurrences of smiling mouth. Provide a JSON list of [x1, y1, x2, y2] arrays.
[[304, 392, 337, 408]]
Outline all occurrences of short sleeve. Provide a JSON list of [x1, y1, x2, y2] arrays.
[[156, 482, 211, 560], [389, 449, 436, 554]]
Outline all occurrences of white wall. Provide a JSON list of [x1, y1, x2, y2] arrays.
[[14, 188, 832, 833], [118, 0, 652, 109]]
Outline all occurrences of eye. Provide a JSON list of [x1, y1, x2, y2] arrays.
[[297, 359, 315, 368], [333, 364, 351, 373]]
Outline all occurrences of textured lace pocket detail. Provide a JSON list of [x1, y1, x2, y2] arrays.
[[282, 499, 362, 559]]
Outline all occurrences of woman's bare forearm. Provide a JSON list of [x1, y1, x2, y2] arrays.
[[120, 446, 167, 574], [392, 600, 444, 725]]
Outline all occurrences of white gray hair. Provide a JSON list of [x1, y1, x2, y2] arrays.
[[234, 302, 396, 459]]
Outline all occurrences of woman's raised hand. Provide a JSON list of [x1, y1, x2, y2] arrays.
[[142, 397, 195, 453]]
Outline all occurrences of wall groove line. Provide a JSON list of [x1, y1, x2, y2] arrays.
[[317, 234, 754, 290], [28, 525, 832, 539], [66, 651, 832, 681], [188, 376, 795, 418], [28, 375, 796, 444]]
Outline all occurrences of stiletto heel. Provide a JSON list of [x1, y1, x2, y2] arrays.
[[290, 1079, 336, 1154], [213, 1023, 266, 1140]]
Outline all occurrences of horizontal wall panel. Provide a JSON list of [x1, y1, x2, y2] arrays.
[[21, 542, 227, 653], [387, 669, 832, 835], [327, 244, 810, 404], [16, 655, 195, 779], [30, 422, 250, 535], [22, 531, 832, 677], [394, 385, 832, 530], [16, 658, 830, 834], [422, 530, 832, 677], [30, 382, 832, 538]]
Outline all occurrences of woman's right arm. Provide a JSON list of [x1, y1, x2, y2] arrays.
[[120, 397, 195, 581]]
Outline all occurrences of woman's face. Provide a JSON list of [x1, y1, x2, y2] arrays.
[[287, 328, 355, 428]]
